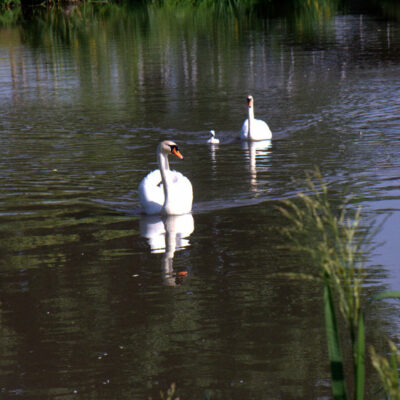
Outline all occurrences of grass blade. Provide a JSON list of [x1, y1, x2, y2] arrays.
[[324, 280, 347, 400], [371, 291, 400, 302], [355, 313, 365, 400]]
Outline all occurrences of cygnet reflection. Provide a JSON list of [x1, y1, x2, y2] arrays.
[[140, 214, 194, 286], [241, 140, 272, 191], [207, 130, 219, 168]]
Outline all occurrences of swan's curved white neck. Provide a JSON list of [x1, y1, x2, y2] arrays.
[[157, 150, 170, 172], [248, 105, 255, 138], [157, 149, 171, 214]]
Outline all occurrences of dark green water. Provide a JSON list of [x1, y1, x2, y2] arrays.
[[0, 3, 400, 399]]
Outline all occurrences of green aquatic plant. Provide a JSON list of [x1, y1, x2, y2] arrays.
[[148, 382, 178, 400], [0, 3, 21, 24], [370, 340, 400, 400], [279, 170, 366, 399], [279, 169, 400, 399], [0, 0, 19, 6]]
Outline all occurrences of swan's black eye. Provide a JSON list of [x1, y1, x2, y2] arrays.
[[170, 145, 179, 153]]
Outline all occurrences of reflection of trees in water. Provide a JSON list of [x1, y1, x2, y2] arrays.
[[3, 1, 397, 118]]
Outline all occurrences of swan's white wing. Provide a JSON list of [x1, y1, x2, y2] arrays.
[[251, 119, 272, 141], [164, 170, 193, 215], [138, 169, 164, 215], [139, 168, 193, 216]]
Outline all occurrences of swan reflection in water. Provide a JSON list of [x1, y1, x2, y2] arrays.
[[140, 214, 194, 286], [241, 140, 272, 192], [207, 130, 219, 169]]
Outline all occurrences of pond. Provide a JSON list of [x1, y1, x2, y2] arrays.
[[0, 2, 400, 399]]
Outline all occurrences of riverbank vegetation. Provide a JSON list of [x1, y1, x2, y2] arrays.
[[279, 170, 400, 399], [1, 0, 399, 22]]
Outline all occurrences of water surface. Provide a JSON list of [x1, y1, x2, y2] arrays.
[[0, 5, 399, 399]]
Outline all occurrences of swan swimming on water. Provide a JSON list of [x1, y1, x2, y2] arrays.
[[241, 95, 272, 141], [207, 130, 220, 144], [138, 140, 193, 215]]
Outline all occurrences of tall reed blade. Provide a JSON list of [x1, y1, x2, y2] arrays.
[[324, 280, 347, 400], [371, 291, 400, 302], [390, 348, 399, 387], [355, 313, 365, 400]]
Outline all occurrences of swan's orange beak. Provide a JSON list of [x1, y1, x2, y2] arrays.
[[172, 147, 183, 159], [247, 96, 253, 107]]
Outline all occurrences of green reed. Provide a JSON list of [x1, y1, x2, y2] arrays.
[[148, 382, 178, 400], [2, 0, 399, 22], [279, 169, 400, 399], [371, 341, 400, 400]]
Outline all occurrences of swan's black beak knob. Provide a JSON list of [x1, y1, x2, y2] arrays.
[[170, 145, 183, 159]]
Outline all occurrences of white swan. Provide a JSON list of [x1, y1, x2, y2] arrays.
[[139, 140, 193, 215], [241, 95, 272, 141], [207, 130, 220, 144]]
